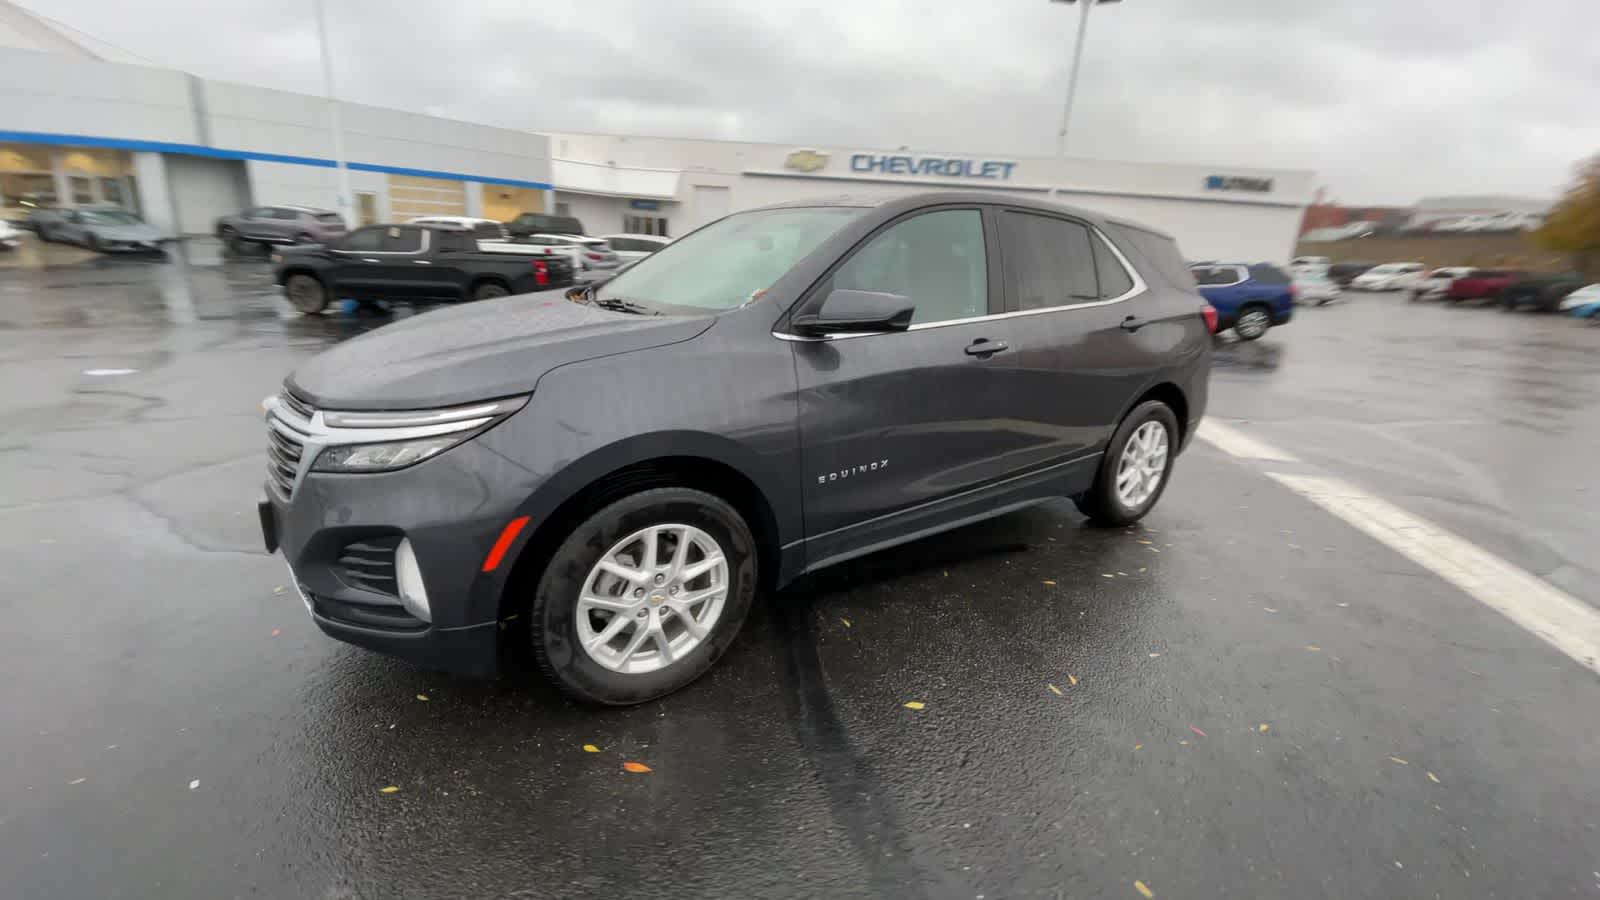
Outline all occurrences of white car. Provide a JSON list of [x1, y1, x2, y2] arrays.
[[600, 233, 673, 263], [0, 218, 20, 250], [408, 216, 584, 270], [1292, 269, 1341, 305], [1558, 284, 1600, 318], [1290, 255, 1330, 270], [1405, 266, 1474, 301], [527, 233, 622, 272], [1351, 262, 1425, 291]]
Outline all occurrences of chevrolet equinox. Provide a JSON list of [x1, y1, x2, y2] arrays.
[[258, 192, 1212, 705]]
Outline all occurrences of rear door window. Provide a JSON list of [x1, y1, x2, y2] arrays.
[[998, 211, 1099, 310], [382, 226, 424, 253], [1249, 264, 1290, 284], [340, 227, 383, 251], [472, 222, 503, 240], [1092, 237, 1135, 298], [1106, 224, 1196, 291], [833, 209, 990, 325]]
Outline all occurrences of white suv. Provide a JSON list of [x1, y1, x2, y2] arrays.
[[1351, 262, 1425, 291]]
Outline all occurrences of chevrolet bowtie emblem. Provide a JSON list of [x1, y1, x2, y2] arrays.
[[783, 149, 830, 173]]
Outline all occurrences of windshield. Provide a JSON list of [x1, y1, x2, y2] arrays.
[[594, 206, 865, 312], [80, 210, 142, 225]]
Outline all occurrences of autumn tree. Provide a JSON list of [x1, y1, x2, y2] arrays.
[[1534, 154, 1600, 276]]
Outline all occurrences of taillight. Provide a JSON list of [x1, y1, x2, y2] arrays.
[[1201, 304, 1218, 334], [533, 259, 549, 286], [1288, 283, 1298, 300], [585, 252, 604, 261]]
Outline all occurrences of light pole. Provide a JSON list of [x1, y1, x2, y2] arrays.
[[313, 0, 353, 226], [1050, 0, 1120, 157]]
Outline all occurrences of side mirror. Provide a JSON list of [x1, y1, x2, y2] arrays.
[[791, 289, 915, 335]]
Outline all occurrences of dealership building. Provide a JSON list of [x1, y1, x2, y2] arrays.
[[0, 1, 1313, 262]]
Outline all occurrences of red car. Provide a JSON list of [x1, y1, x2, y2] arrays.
[[1446, 268, 1524, 302]]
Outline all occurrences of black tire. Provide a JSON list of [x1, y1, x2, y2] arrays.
[[472, 280, 511, 301], [1075, 400, 1180, 527], [284, 273, 328, 314], [1233, 304, 1272, 341], [529, 487, 758, 705]]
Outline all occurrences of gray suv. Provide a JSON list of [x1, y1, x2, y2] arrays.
[[215, 205, 347, 248], [257, 192, 1212, 704]]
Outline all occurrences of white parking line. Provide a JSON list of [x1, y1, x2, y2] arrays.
[[1196, 420, 1299, 462], [1198, 425, 1600, 675]]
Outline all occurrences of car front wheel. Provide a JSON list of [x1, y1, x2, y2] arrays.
[[529, 487, 758, 705], [1076, 401, 1179, 527]]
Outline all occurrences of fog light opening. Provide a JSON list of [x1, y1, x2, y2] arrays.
[[394, 538, 431, 624]]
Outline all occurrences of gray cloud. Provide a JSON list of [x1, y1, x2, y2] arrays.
[[30, 0, 1600, 204]]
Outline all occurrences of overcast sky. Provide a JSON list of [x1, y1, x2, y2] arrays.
[[28, 0, 1599, 205]]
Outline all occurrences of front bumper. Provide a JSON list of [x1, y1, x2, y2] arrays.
[[258, 436, 539, 677]]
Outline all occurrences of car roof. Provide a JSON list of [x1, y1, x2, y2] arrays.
[[410, 216, 497, 225], [601, 233, 671, 240], [274, 205, 335, 213], [749, 191, 1176, 240]]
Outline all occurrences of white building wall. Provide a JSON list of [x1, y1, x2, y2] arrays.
[[166, 156, 250, 235], [0, 47, 197, 144]]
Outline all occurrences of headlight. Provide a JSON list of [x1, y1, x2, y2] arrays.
[[309, 395, 527, 473]]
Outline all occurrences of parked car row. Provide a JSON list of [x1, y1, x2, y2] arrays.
[[32, 207, 171, 252], [1404, 266, 1599, 318]]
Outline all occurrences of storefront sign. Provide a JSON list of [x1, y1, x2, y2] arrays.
[[1205, 175, 1273, 193], [629, 199, 660, 210], [850, 154, 1017, 180]]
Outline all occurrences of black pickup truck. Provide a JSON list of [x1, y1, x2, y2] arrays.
[[272, 223, 575, 314]]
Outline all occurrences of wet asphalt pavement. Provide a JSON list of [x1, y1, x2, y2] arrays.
[[3, 240, 1599, 899]]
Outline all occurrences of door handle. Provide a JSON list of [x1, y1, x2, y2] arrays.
[[964, 338, 1009, 357], [1120, 315, 1147, 332], [360, 258, 380, 263], [413, 260, 432, 265]]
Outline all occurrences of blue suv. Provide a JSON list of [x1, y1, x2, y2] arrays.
[[1190, 263, 1294, 341]]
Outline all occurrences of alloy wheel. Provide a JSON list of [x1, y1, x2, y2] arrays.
[[575, 524, 729, 675], [1115, 420, 1169, 509]]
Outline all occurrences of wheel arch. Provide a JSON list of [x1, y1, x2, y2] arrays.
[[495, 437, 787, 624], [1116, 381, 1191, 446]]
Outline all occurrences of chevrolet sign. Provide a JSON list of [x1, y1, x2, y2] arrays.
[[1205, 175, 1273, 193], [783, 149, 831, 173], [851, 154, 1017, 180]]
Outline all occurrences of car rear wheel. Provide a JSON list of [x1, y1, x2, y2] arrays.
[[1234, 306, 1272, 340], [1076, 401, 1179, 527], [472, 281, 511, 301], [284, 273, 328, 314], [529, 487, 758, 705]]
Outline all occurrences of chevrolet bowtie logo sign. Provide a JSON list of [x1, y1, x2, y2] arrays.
[[783, 149, 830, 173]]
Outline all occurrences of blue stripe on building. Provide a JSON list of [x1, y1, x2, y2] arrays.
[[0, 130, 554, 191]]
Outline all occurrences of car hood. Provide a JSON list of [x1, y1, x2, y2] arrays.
[[287, 296, 715, 410]]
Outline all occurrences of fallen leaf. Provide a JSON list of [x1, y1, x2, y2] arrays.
[[1178, 740, 1189, 745], [1133, 743, 1143, 750], [69, 777, 86, 785], [1116, 571, 1128, 576], [622, 761, 652, 773], [1259, 723, 1270, 733], [582, 744, 600, 753], [1068, 673, 1079, 686], [1148, 652, 1161, 658], [1101, 573, 1114, 579], [1287, 543, 1302, 550], [1427, 771, 1441, 784], [1305, 645, 1322, 652], [1190, 726, 1207, 738], [943, 571, 948, 577], [1149, 547, 1161, 553], [1138, 567, 1147, 572], [1389, 756, 1409, 765], [1263, 607, 1279, 613], [841, 618, 852, 628], [903, 701, 926, 710], [188, 780, 200, 790], [270, 628, 281, 637], [1047, 683, 1063, 696], [273, 585, 285, 594], [415, 694, 429, 702], [380, 785, 400, 794], [1336, 602, 1350, 607], [1137, 540, 1153, 545], [1042, 579, 1057, 586], [1135, 880, 1155, 898]]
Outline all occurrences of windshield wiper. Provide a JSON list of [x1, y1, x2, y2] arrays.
[[590, 296, 660, 316]]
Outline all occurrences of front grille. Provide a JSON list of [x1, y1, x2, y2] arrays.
[[335, 536, 402, 597], [265, 395, 312, 499]]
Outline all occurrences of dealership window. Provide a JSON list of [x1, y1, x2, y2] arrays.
[[833, 209, 989, 325], [0, 172, 57, 212], [998, 211, 1099, 309], [624, 215, 669, 236], [70, 176, 94, 206], [99, 177, 124, 208]]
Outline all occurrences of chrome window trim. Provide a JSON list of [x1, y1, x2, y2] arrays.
[[773, 227, 1147, 343]]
